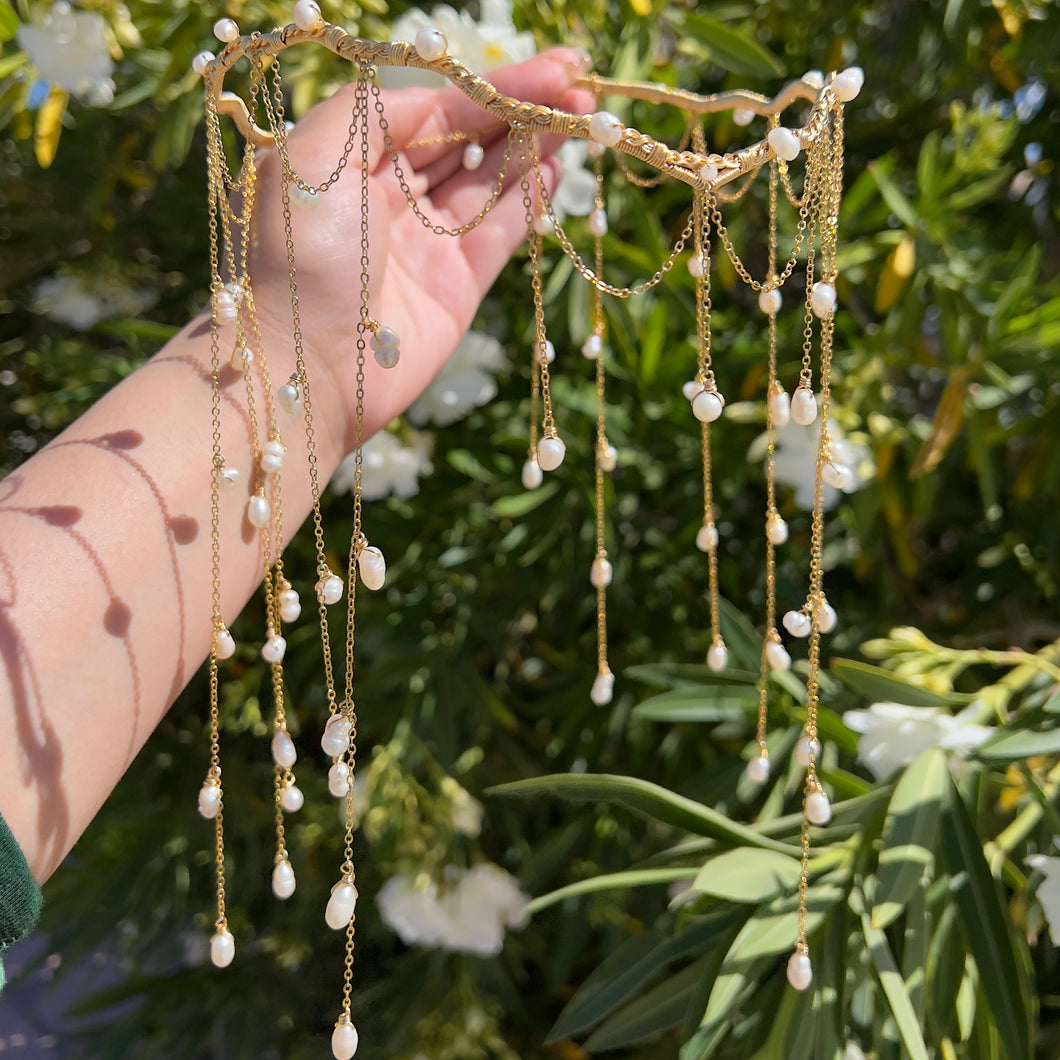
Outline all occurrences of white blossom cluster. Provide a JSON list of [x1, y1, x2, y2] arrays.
[[33, 273, 157, 330]]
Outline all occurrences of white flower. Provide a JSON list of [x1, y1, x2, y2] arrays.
[[842, 701, 992, 780], [758, 421, 871, 511], [17, 2, 116, 106], [33, 273, 156, 329], [549, 139, 598, 222], [330, 429, 433, 501], [407, 329, 507, 427], [382, 0, 536, 88], [1027, 847, 1060, 940], [447, 784, 484, 838], [378, 863, 530, 957]]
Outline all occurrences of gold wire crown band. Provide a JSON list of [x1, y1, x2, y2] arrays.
[[204, 21, 847, 189]]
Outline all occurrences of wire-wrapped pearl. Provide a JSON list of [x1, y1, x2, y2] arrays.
[[198, 780, 222, 819], [328, 761, 351, 798], [214, 625, 236, 660], [787, 951, 812, 991], [707, 643, 728, 672], [321, 714, 353, 758], [767, 126, 802, 162], [746, 754, 770, 784], [806, 789, 832, 825], [325, 880, 359, 930], [332, 1019, 360, 1060], [537, 436, 566, 472], [691, 388, 725, 423], [358, 546, 386, 591], [272, 859, 296, 900], [281, 784, 304, 813], [271, 728, 296, 769], [590, 668, 615, 706], [317, 572, 344, 605], [790, 386, 818, 426], [210, 929, 235, 968], [292, 0, 323, 32], [588, 110, 624, 147], [768, 384, 790, 427], [213, 18, 239, 42], [782, 610, 812, 638], [192, 51, 215, 76], [414, 25, 447, 61], [832, 66, 865, 103], [462, 143, 484, 170], [696, 522, 718, 553], [758, 287, 782, 315]]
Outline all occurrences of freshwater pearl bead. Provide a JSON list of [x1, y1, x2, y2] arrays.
[[317, 572, 344, 605], [590, 557, 613, 588], [261, 632, 286, 664], [699, 162, 719, 184], [532, 213, 554, 236], [271, 728, 297, 769], [358, 546, 386, 591], [782, 610, 812, 638], [682, 380, 701, 401], [462, 143, 485, 170], [215, 290, 238, 325], [590, 669, 615, 706], [767, 126, 802, 162], [247, 493, 271, 528], [787, 952, 813, 991], [260, 439, 286, 474], [687, 254, 707, 279], [823, 462, 855, 490], [758, 288, 782, 315], [321, 714, 353, 758], [278, 382, 302, 414], [279, 588, 301, 623], [765, 639, 792, 671], [746, 754, 770, 784], [803, 69, 824, 89], [198, 781, 221, 819], [291, 185, 320, 208], [192, 51, 215, 76], [370, 325, 400, 369], [214, 626, 236, 660], [224, 281, 245, 304], [210, 929, 235, 968], [733, 108, 755, 126], [811, 281, 837, 318], [600, 445, 618, 472], [815, 600, 838, 634], [217, 465, 241, 490], [588, 110, 624, 147], [281, 784, 304, 813], [325, 881, 359, 930], [332, 1020, 359, 1060], [214, 18, 239, 42], [795, 736, 821, 767], [536, 339, 555, 365], [707, 643, 728, 672], [588, 208, 608, 237], [692, 388, 724, 423], [292, 0, 323, 32], [230, 346, 252, 372], [790, 386, 818, 425], [537, 436, 566, 472], [521, 458, 543, 490], [414, 26, 448, 61], [806, 789, 832, 825], [768, 385, 791, 427], [272, 859, 296, 900], [582, 334, 603, 360], [766, 513, 789, 545], [832, 66, 865, 103], [328, 762, 351, 798], [696, 522, 718, 553]]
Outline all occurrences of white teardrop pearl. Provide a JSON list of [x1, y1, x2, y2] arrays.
[[328, 761, 351, 798], [358, 546, 386, 591], [758, 288, 782, 315], [795, 736, 821, 768], [590, 669, 615, 706], [696, 522, 718, 553], [599, 445, 618, 472], [815, 600, 838, 634], [588, 208, 608, 237], [787, 951, 813, 991], [230, 346, 252, 372], [832, 66, 865, 103], [214, 17, 239, 42], [536, 339, 555, 365], [279, 589, 301, 624], [198, 781, 221, 819], [192, 51, 215, 76], [682, 379, 701, 401], [782, 610, 812, 638], [746, 754, 770, 785], [217, 465, 241, 490], [806, 789, 832, 826], [766, 513, 788, 545], [590, 557, 613, 588], [272, 859, 296, 900], [247, 493, 271, 528], [707, 643, 728, 672], [810, 281, 837, 318], [325, 881, 359, 931], [277, 382, 302, 415], [733, 107, 755, 126], [790, 387, 818, 426], [537, 436, 566, 472], [281, 784, 304, 813], [214, 626, 236, 660], [370, 325, 400, 366], [214, 290, 238, 325], [317, 573, 344, 605], [331, 1020, 360, 1060], [692, 389, 725, 423], [462, 143, 485, 170], [588, 110, 623, 147], [768, 386, 791, 427], [292, 185, 321, 208], [688, 254, 707, 279], [292, 0, 323, 32], [823, 462, 855, 490], [260, 439, 286, 475], [271, 728, 297, 769], [582, 334, 603, 360], [414, 25, 448, 61], [211, 929, 235, 968], [532, 213, 554, 236], [261, 632, 287, 664], [767, 126, 802, 162], [765, 640, 792, 671], [521, 458, 543, 490], [321, 714, 353, 758], [699, 162, 719, 184]]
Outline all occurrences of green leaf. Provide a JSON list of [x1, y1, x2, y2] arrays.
[[868, 161, 920, 229], [488, 774, 801, 855], [872, 748, 947, 928], [941, 781, 1033, 1060], [681, 12, 786, 77], [633, 686, 759, 724], [0, 2, 19, 44], [975, 726, 1060, 761], [526, 868, 696, 916], [747, 980, 817, 1060], [927, 901, 962, 1040], [488, 481, 559, 518], [831, 658, 974, 708], [692, 848, 801, 904], [625, 662, 759, 690]]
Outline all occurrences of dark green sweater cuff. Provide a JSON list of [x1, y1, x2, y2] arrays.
[[0, 811, 41, 951]]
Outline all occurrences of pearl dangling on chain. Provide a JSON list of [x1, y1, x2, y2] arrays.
[[462, 142, 485, 170], [810, 281, 837, 318], [765, 638, 791, 671], [217, 464, 241, 490], [746, 753, 770, 784], [281, 783, 304, 813], [198, 779, 222, 819], [691, 387, 725, 423], [535, 339, 555, 365], [782, 610, 812, 638], [766, 512, 788, 545], [831, 66, 865, 102], [521, 457, 543, 489], [272, 858, 297, 899], [795, 736, 821, 767], [790, 386, 818, 426], [291, 185, 321, 208], [590, 668, 615, 706], [768, 383, 790, 427], [588, 208, 608, 237], [814, 597, 838, 633], [278, 585, 301, 623], [582, 334, 603, 360], [357, 546, 386, 591], [599, 444, 618, 472], [331, 1018, 360, 1060], [321, 714, 353, 758], [230, 345, 252, 372], [316, 570, 344, 605], [260, 439, 286, 475], [271, 728, 297, 769], [822, 461, 855, 490], [325, 879, 359, 930], [707, 642, 728, 672], [277, 379, 302, 415], [247, 492, 271, 528], [261, 630, 287, 664], [696, 522, 718, 553], [214, 625, 236, 659], [787, 951, 813, 991], [210, 929, 235, 968], [758, 288, 782, 315], [328, 761, 351, 798], [370, 325, 400, 369], [537, 436, 566, 472], [590, 556, 613, 588], [805, 788, 832, 825]]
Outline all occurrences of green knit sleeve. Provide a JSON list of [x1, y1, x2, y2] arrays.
[[0, 811, 42, 992]]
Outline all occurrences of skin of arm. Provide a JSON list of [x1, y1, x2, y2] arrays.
[[0, 49, 592, 883]]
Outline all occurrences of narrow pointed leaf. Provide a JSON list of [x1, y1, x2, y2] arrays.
[[633, 686, 758, 724], [693, 848, 801, 904], [526, 867, 695, 916], [832, 658, 974, 708]]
